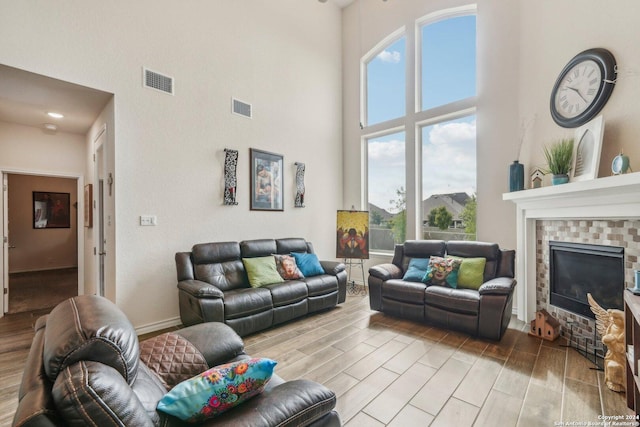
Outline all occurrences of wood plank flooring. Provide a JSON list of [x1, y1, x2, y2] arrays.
[[0, 294, 633, 426]]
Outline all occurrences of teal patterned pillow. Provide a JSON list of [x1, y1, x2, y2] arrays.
[[424, 256, 461, 288], [157, 358, 277, 422]]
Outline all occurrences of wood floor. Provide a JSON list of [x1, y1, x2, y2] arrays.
[[0, 294, 633, 426]]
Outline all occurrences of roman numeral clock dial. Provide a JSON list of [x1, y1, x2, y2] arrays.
[[550, 48, 616, 128]]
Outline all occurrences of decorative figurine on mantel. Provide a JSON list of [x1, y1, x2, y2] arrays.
[[587, 293, 626, 392], [530, 168, 544, 189]]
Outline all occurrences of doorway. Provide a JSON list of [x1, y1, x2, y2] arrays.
[[4, 173, 79, 313]]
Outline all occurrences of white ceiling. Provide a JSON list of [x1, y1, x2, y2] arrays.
[[0, 64, 112, 135]]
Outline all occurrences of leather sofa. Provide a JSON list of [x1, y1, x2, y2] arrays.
[[12, 295, 341, 427], [368, 240, 516, 340], [176, 238, 347, 337]]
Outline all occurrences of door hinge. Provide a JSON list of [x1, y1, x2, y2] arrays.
[[3, 236, 7, 243], [3, 288, 7, 295], [2, 184, 6, 191], [93, 154, 96, 162]]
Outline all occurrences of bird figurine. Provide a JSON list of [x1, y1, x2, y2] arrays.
[[587, 293, 625, 392]]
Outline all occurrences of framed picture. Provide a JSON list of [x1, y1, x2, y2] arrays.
[[571, 115, 604, 182], [336, 210, 370, 259], [33, 191, 71, 229], [84, 184, 93, 228], [250, 148, 283, 211]]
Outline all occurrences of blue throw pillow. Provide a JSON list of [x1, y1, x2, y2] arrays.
[[157, 358, 276, 422], [402, 258, 430, 282], [291, 252, 325, 277]]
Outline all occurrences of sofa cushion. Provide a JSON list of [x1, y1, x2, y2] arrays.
[[273, 254, 305, 280], [242, 256, 283, 287], [223, 288, 273, 320], [445, 241, 499, 281], [425, 256, 461, 288], [425, 286, 480, 315], [264, 280, 308, 307], [382, 279, 427, 304], [240, 239, 278, 258], [156, 358, 277, 422], [304, 275, 338, 297], [291, 252, 325, 277], [276, 238, 310, 254], [402, 258, 429, 282], [194, 260, 247, 291]]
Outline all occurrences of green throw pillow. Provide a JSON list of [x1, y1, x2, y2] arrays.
[[242, 256, 283, 287], [157, 358, 276, 422], [448, 256, 486, 290]]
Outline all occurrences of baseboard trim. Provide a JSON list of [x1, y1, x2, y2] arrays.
[[135, 316, 182, 336]]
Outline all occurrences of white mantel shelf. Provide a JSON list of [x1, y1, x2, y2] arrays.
[[503, 172, 640, 323]]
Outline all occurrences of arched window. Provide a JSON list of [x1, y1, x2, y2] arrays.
[[363, 6, 477, 253]]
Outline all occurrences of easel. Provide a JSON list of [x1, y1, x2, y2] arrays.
[[344, 258, 366, 296]]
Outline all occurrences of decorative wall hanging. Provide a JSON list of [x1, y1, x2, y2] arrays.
[[571, 115, 604, 182], [33, 191, 70, 229], [250, 149, 283, 211], [294, 162, 305, 207], [223, 149, 238, 205]]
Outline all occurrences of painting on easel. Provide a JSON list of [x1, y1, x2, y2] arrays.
[[336, 210, 369, 259]]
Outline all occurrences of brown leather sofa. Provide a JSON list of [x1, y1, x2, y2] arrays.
[[176, 238, 347, 337], [368, 240, 516, 340], [13, 295, 341, 427]]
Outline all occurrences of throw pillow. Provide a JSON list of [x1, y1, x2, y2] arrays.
[[455, 257, 487, 290], [273, 254, 305, 280], [242, 256, 283, 288], [402, 258, 430, 282], [424, 256, 461, 288], [291, 252, 325, 277], [157, 358, 277, 422]]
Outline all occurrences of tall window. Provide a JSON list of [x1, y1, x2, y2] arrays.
[[364, 7, 477, 253]]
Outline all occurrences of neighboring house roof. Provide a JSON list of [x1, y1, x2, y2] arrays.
[[421, 192, 471, 221], [367, 203, 394, 221]]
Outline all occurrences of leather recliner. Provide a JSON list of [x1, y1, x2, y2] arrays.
[[368, 240, 516, 340], [12, 295, 341, 427]]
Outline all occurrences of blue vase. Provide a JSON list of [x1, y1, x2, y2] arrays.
[[509, 160, 524, 191]]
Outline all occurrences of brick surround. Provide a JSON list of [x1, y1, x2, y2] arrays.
[[535, 219, 640, 342]]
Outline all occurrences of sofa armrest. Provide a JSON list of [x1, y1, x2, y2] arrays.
[[479, 277, 516, 296], [172, 322, 246, 367], [320, 260, 346, 276], [201, 379, 338, 427], [177, 279, 224, 299], [368, 263, 403, 281]]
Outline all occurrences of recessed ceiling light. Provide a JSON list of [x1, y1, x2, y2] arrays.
[[43, 123, 58, 131], [47, 111, 64, 119]]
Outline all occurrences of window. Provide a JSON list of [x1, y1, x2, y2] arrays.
[[367, 131, 405, 252], [363, 6, 477, 253], [365, 36, 406, 126]]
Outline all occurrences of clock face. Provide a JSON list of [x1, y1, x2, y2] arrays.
[[553, 60, 602, 119], [550, 48, 616, 128]]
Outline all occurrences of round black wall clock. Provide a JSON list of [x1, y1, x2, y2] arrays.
[[550, 48, 616, 128]]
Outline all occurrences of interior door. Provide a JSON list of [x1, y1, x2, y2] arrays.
[[2, 173, 8, 315], [94, 127, 107, 296]]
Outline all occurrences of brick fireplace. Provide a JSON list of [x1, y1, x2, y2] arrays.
[[503, 172, 640, 331]]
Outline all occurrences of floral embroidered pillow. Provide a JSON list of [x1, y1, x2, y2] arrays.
[[423, 256, 461, 288], [157, 358, 276, 422]]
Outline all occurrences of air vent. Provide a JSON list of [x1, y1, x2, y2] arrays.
[[232, 98, 252, 118], [143, 67, 174, 95]]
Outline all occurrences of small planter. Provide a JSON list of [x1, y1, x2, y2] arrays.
[[551, 174, 569, 185]]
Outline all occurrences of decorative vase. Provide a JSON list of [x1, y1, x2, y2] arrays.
[[551, 174, 569, 185], [509, 160, 524, 191]]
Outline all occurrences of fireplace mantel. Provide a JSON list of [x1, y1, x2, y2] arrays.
[[503, 172, 640, 322]]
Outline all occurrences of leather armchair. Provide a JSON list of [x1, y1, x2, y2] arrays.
[[13, 295, 341, 427]]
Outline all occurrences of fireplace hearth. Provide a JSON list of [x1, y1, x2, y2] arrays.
[[549, 241, 624, 319]]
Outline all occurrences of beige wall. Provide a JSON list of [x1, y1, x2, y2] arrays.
[[7, 174, 77, 272], [0, 1, 343, 329]]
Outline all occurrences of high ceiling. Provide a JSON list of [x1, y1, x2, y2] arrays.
[[0, 64, 112, 135]]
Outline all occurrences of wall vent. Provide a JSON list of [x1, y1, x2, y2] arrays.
[[143, 67, 174, 95], [232, 98, 252, 118]]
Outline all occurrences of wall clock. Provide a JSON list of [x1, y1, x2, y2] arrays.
[[550, 48, 616, 128]]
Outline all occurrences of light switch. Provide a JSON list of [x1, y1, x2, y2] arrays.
[[140, 215, 157, 226]]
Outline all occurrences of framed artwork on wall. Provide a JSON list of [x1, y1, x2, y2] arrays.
[[33, 191, 70, 229], [250, 148, 283, 211], [84, 184, 93, 228], [571, 115, 604, 182]]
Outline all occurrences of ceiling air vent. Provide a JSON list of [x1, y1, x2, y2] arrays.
[[232, 98, 252, 118], [143, 67, 174, 95]]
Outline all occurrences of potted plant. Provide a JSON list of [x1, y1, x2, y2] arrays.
[[543, 138, 574, 185]]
